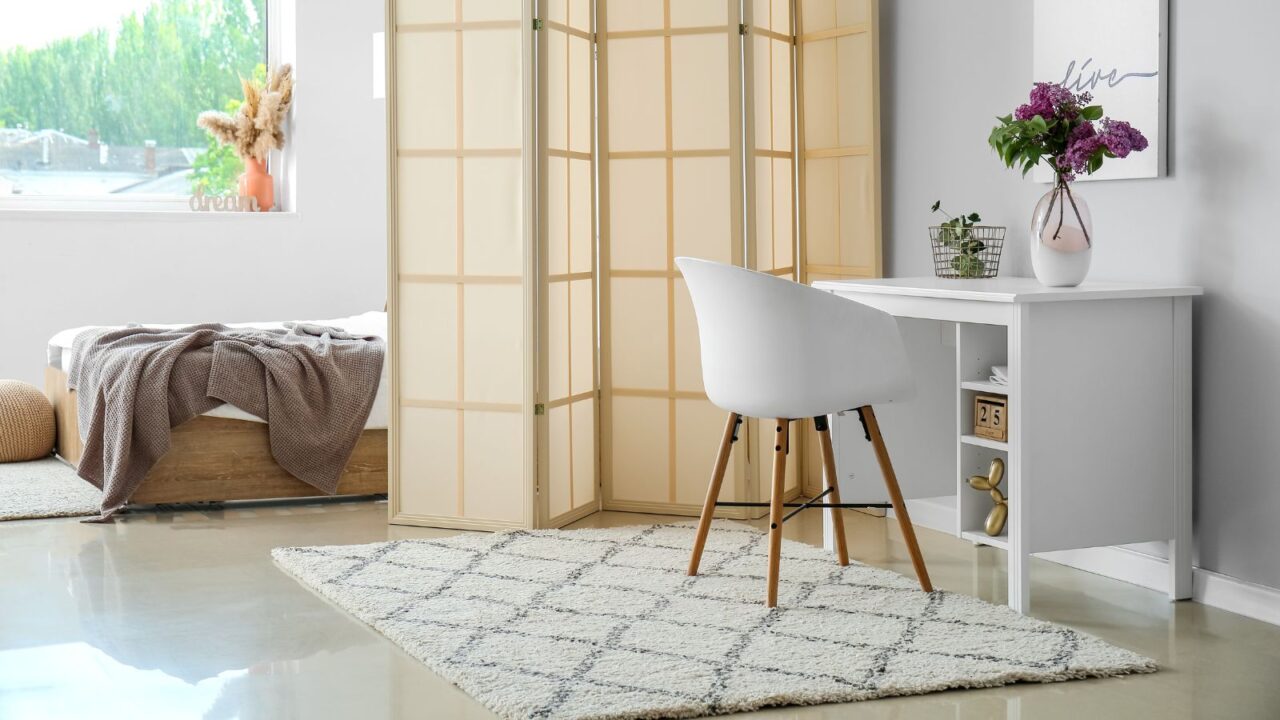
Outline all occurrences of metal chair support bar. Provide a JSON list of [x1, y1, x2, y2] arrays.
[[717, 501, 891, 514], [714, 502, 892, 508], [782, 487, 834, 522]]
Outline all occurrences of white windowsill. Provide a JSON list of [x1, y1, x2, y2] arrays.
[[0, 206, 299, 222]]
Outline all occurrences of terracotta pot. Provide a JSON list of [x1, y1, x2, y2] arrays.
[[237, 157, 274, 212]]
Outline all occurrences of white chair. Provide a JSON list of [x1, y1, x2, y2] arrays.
[[677, 257, 933, 607]]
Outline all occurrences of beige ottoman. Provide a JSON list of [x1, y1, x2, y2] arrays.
[[0, 380, 55, 462]]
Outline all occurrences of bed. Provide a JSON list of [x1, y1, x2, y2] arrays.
[[43, 311, 389, 505]]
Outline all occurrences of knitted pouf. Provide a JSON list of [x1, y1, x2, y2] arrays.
[[0, 380, 56, 463]]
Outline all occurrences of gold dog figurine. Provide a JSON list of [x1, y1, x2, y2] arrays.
[[967, 457, 1007, 536]]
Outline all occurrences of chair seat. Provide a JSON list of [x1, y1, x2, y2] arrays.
[[675, 258, 914, 422], [714, 388, 906, 422]]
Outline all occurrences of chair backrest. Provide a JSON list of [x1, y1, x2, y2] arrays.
[[676, 257, 913, 419]]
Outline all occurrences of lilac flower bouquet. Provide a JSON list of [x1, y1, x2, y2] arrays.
[[990, 82, 1148, 185], [987, 82, 1149, 286]]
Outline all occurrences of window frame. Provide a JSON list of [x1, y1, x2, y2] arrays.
[[0, 0, 293, 215]]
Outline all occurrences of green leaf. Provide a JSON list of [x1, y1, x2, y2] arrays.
[[1081, 105, 1103, 121], [967, 212, 981, 222], [951, 254, 986, 278], [1029, 115, 1049, 134], [931, 200, 941, 213], [1021, 154, 1036, 176], [1001, 141, 1017, 167]]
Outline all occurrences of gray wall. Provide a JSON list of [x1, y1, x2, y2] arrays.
[[881, 0, 1280, 591]]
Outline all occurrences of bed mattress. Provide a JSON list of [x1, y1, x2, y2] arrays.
[[48, 311, 389, 430]]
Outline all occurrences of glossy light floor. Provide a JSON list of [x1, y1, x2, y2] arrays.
[[2, 501, 1278, 719]]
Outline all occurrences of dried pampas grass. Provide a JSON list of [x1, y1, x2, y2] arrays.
[[198, 64, 294, 163]]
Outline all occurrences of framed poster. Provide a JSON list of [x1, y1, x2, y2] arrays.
[[1032, 0, 1168, 181]]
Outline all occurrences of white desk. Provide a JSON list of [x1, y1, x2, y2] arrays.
[[815, 277, 1202, 613]]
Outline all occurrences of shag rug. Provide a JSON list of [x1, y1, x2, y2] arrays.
[[0, 457, 100, 521], [273, 522, 1156, 719]]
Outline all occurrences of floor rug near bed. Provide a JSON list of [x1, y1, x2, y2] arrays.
[[0, 457, 101, 521], [273, 522, 1156, 719]]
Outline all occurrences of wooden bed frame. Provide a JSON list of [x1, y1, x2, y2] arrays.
[[44, 367, 388, 504]]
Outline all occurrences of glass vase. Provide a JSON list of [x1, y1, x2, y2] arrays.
[[1030, 180, 1092, 287]]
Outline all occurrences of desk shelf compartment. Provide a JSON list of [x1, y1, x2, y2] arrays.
[[956, 323, 1008, 397], [957, 424, 1010, 545], [960, 379, 1009, 395], [961, 529, 1009, 549]]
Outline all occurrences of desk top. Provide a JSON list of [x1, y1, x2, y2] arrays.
[[813, 276, 1203, 304]]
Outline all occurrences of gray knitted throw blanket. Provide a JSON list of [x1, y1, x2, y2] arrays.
[[68, 323, 385, 521]]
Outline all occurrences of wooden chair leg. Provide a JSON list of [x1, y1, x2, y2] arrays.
[[814, 416, 849, 566], [860, 405, 934, 592], [766, 418, 788, 608], [688, 412, 740, 576]]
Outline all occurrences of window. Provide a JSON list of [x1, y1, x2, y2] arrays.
[[0, 0, 268, 204]]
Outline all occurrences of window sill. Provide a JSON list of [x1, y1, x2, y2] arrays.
[[0, 207, 299, 222]]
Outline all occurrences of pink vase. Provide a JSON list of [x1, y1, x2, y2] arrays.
[[1030, 179, 1092, 287], [238, 157, 274, 212]]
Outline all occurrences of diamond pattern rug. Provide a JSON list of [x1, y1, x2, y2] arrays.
[[272, 522, 1156, 719]]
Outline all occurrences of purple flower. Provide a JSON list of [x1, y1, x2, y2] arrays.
[[1014, 82, 1092, 121], [1057, 123, 1104, 179], [1098, 119, 1149, 158], [993, 81, 1145, 182]]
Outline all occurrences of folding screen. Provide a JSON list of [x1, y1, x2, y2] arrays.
[[388, 0, 536, 530], [536, 0, 600, 526], [388, 0, 882, 528]]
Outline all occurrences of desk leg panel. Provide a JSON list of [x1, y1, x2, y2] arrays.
[[1008, 304, 1030, 613], [1170, 296, 1194, 600]]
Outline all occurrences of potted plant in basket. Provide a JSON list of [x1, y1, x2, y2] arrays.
[[929, 201, 1005, 279], [988, 82, 1148, 286], [197, 64, 294, 212]]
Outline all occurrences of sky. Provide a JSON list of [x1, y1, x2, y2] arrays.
[[0, 1, 170, 52]]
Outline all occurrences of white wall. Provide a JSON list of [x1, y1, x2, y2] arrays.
[[0, 0, 387, 388], [881, 0, 1280, 591]]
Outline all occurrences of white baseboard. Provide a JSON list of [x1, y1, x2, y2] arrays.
[[1038, 546, 1280, 627], [903, 496, 955, 535], [884, 501, 1280, 627]]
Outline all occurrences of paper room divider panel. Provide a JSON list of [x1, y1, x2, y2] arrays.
[[388, 0, 881, 529], [797, 0, 882, 283], [597, 0, 769, 519], [537, 0, 600, 527], [388, 0, 538, 530]]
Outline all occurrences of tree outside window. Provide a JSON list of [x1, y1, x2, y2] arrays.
[[0, 0, 268, 198]]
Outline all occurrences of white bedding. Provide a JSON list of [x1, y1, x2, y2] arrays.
[[48, 311, 389, 430]]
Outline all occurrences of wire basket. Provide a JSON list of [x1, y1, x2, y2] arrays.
[[929, 225, 1006, 279]]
